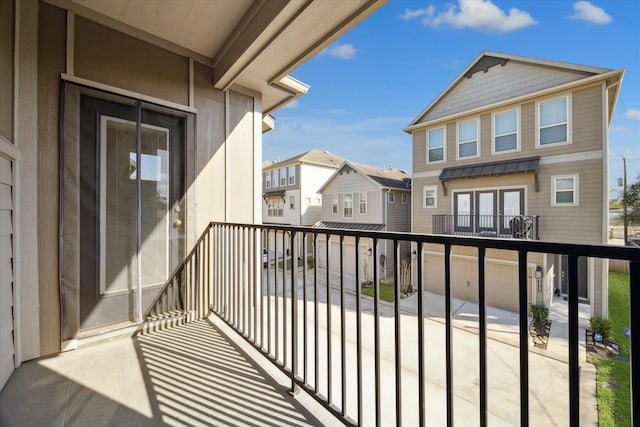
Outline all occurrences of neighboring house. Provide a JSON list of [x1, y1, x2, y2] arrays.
[[405, 52, 623, 317], [262, 149, 344, 227], [314, 161, 411, 286], [0, 0, 384, 391]]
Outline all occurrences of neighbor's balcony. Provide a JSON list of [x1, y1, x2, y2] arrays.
[[433, 214, 540, 240], [1, 222, 639, 426]]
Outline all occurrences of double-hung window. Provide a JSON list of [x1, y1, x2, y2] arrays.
[[423, 185, 437, 208], [288, 165, 296, 185], [388, 192, 395, 203], [457, 119, 478, 158], [359, 192, 367, 214], [551, 175, 578, 206], [493, 109, 518, 153], [344, 194, 353, 217], [273, 169, 279, 188], [280, 167, 287, 186], [265, 172, 271, 188], [332, 196, 338, 214], [538, 96, 570, 146], [427, 127, 445, 163], [289, 196, 295, 210]]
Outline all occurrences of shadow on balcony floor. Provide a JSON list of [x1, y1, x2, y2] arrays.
[[0, 320, 320, 426]]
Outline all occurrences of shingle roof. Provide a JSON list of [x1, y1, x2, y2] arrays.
[[349, 162, 411, 190], [264, 149, 344, 170]]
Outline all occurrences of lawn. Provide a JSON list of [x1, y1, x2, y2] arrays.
[[361, 283, 395, 303], [594, 271, 631, 426], [276, 256, 314, 270]]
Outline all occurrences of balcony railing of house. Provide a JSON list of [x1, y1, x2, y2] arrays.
[[433, 214, 540, 240], [148, 221, 639, 426]]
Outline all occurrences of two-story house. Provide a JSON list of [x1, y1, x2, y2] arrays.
[[314, 161, 411, 286], [262, 149, 344, 226], [405, 52, 623, 317]]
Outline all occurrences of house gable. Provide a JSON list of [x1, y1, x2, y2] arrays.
[[412, 52, 608, 125]]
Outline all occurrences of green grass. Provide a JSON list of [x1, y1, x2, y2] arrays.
[[594, 271, 631, 426], [361, 283, 395, 302], [276, 256, 314, 270]]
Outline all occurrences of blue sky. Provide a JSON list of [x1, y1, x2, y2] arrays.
[[263, 0, 640, 194]]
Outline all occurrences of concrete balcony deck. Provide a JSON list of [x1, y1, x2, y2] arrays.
[[0, 320, 326, 427]]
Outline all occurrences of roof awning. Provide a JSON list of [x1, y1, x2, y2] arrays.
[[439, 156, 540, 196], [312, 222, 386, 232], [262, 190, 286, 201]]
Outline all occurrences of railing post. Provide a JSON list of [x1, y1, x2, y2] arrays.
[[518, 250, 529, 427], [289, 230, 297, 395]]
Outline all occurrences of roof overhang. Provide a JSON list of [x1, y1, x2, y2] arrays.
[[438, 157, 540, 196], [51, 0, 386, 115]]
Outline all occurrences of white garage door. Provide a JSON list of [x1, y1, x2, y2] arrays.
[[0, 156, 15, 389]]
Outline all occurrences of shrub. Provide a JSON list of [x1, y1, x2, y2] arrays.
[[590, 317, 612, 340], [530, 304, 549, 323]]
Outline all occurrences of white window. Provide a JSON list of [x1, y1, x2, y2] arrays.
[[457, 119, 479, 159], [359, 192, 367, 214], [280, 167, 287, 186], [273, 169, 279, 188], [332, 195, 338, 214], [402, 193, 408, 204], [388, 192, 395, 203], [288, 165, 296, 185], [305, 197, 311, 206], [289, 196, 295, 210], [538, 96, 570, 146], [423, 185, 437, 208], [267, 199, 284, 216], [493, 109, 519, 153], [315, 197, 321, 205], [344, 194, 353, 217], [265, 172, 271, 188], [552, 175, 578, 206], [427, 127, 445, 163]]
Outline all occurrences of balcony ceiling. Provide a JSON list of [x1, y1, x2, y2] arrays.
[[59, 0, 386, 114]]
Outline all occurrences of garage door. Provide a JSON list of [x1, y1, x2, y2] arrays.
[[0, 155, 15, 389]]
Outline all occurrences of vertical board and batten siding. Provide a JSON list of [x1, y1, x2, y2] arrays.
[[0, 156, 14, 390], [417, 61, 592, 124]]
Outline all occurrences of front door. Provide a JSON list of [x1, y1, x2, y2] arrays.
[[73, 92, 186, 333], [557, 255, 588, 300]]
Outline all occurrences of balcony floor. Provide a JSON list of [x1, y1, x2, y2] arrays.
[[0, 320, 323, 427]]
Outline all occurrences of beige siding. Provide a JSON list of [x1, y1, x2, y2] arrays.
[[386, 191, 411, 232], [0, 0, 14, 141], [418, 61, 592, 123], [322, 173, 381, 223], [228, 90, 257, 223], [194, 62, 226, 227], [37, 2, 65, 356], [0, 156, 14, 389], [75, 16, 189, 105]]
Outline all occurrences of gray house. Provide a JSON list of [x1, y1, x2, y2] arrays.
[[314, 161, 411, 285]]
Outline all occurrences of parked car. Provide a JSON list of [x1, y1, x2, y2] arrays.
[[263, 249, 268, 267]]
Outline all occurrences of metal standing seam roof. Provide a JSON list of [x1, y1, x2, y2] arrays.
[[262, 190, 286, 198], [312, 222, 386, 232], [439, 156, 540, 181]]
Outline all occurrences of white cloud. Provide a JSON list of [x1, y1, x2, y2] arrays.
[[570, 1, 612, 24], [402, 0, 536, 33], [625, 109, 640, 120], [319, 44, 357, 60]]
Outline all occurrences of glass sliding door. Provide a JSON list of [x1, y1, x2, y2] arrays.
[[62, 85, 187, 337], [476, 191, 496, 232]]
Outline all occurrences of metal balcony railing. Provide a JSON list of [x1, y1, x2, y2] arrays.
[[149, 221, 640, 426], [433, 214, 540, 240]]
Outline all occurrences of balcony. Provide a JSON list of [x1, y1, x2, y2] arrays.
[[1, 222, 639, 426], [433, 214, 540, 240]]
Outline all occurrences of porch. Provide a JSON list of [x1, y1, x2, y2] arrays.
[[1, 222, 638, 426]]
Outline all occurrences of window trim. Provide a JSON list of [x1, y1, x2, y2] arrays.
[[273, 169, 279, 188], [491, 107, 520, 155], [456, 117, 480, 160], [267, 198, 284, 217], [359, 192, 367, 215], [401, 192, 408, 204], [288, 165, 296, 185], [289, 195, 295, 210], [279, 167, 287, 186], [343, 193, 353, 218], [423, 185, 437, 208], [387, 191, 395, 203], [536, 94, 572, 148], [265, 172, 271, 189], [551, 174, 579, 206], [331, 195, 338, 215], [426, 126, 447, 164]]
